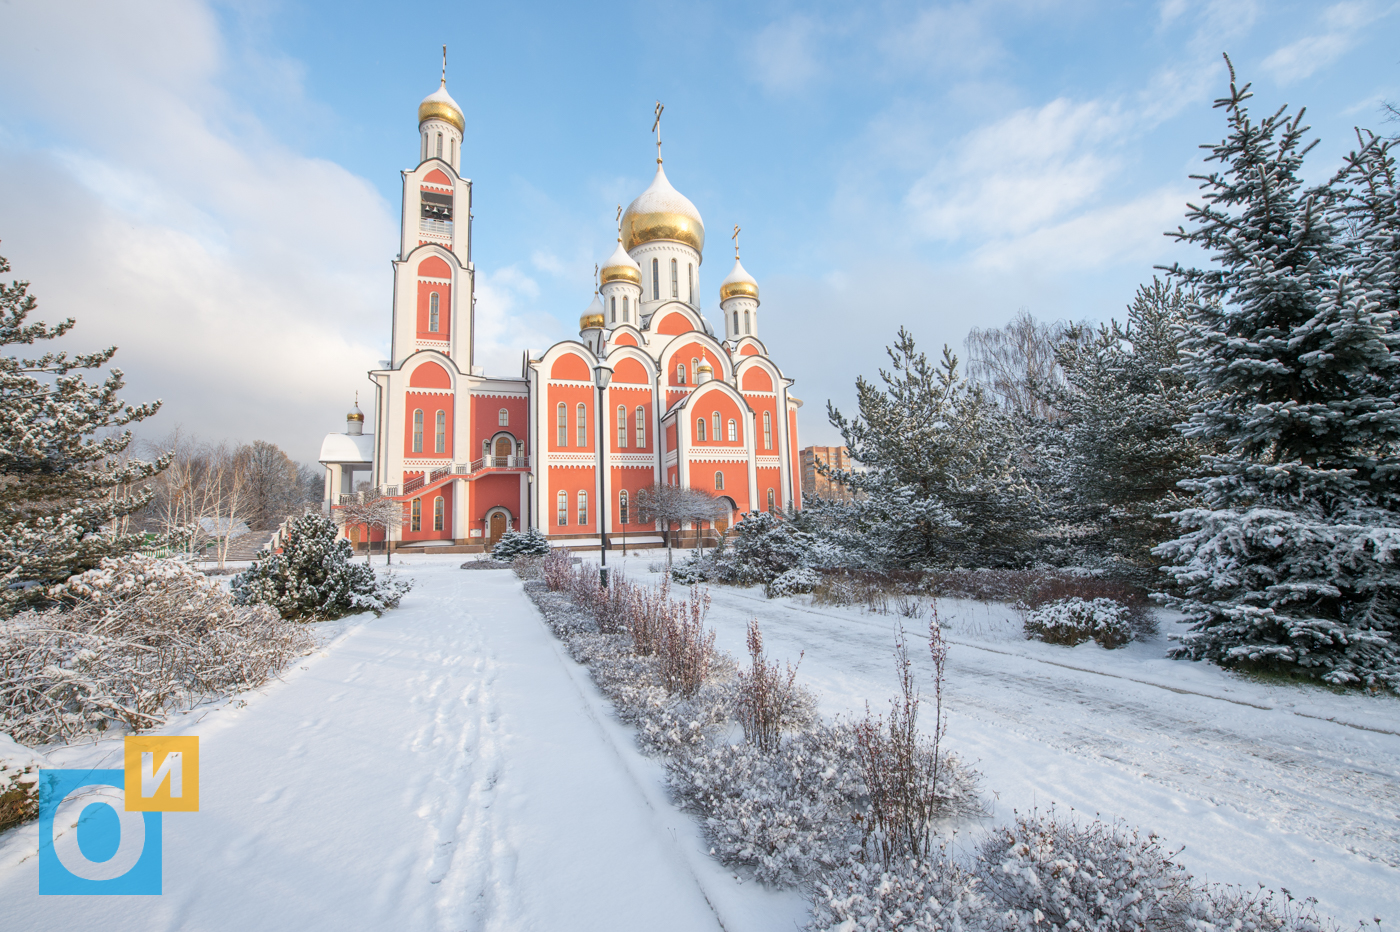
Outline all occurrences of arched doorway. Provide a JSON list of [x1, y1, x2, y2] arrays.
[[486, 508, 512, 547], [493, 436, 513, 465]]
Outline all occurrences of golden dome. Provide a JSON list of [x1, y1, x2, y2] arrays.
[[719, 256, 759, 303], [600, 240, 642, 286], [580, 294, 605, 331], [621, 163, 705, 254], [419, 82, 465, 135]]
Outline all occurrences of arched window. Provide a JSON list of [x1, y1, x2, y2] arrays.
[[713, 412, 721, 441], [436, 133, 443, 158], [763, 410, 772, 449], [767, 488, 776, 512], [695, 417, 707, 441], [688, 263, 695, 304], [670, 258, 678, 298], [433, 496, 444, 531], [498, 408, 509, 427], [577, 490, 588, 526], [610, 296, 616, 323], [422, 133, 428, 160], [676, 363, 686, 385], [733, 311, 739, 334], [728, 418, 737, 442], [557, 490, 568, 526], [557, 402, 567, 447], [411, 497, 422, 531], [434, 410, 446, 453], [428, 292, 440, 332], [576, 403, 587, 447], [636, 406, 646, 447], [745, 310, 752, 335], [412, 409, 424, 452], [652, 258, 659, 300], [714, 470, 724, 490], [691, 357, 699, 381], [623, 296, 629, 323], [616, 404, 627, 448], [449, 137, 455, 166], [619, 489, 630, 525]]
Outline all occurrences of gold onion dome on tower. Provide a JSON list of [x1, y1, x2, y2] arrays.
[[719, 256, 759, 302], [580, 293, 606, 330], [621, 163, 705, 254], [418, 81, 465, 134], [600, 240, 642, 286]]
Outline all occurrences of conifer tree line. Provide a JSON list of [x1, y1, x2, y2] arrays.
[[814, 62, 1400, 690], [0, 254, 322, 614]]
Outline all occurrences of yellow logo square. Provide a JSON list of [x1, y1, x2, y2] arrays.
[[123, 736, 199, 812]]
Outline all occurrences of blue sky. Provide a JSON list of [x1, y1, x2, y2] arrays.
[[0, 1, 1396, 461]]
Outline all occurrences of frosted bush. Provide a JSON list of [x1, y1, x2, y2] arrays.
[[736, 618, 817, 751], [233, 514, 410, 620], [1023, 597, 1134, 649], [767, 566, 821, 598], [670, 725, 867, 886], [1, 733, 46, 832], [490, 526, 551, 559], [670, 552, 714, 585], [2, 555, 312, 744], [810, 852, 986, 932]]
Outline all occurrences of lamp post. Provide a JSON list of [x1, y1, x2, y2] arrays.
[[593, 362, 614, 587]]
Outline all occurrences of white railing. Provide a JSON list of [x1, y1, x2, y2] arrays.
[[470, 455, 530, 471], [419, 218, 453, 236]]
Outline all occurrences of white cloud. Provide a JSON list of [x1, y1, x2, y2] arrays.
[[881, 3, 1004, 76], [749, 16, 823, 96], [1262, 1, 1387, 85], [905, 98, 1121, 240]]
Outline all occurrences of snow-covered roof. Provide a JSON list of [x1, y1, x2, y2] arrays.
[[319, 432, 375, 464]]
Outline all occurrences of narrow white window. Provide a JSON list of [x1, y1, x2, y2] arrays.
[[712, 411, 721, 441], [617, 404, 627, 448], [578, 490, 588, 526], [429, 292, 440, 332], [577, 403, 587, 447], [745, 310, 751, 335], [767, 489, 775, 512], [435, 410, 446, 453], [733, 311, 739, 334], [670, 258, 678, 298], [728, 418, 737, 442], [652, 259, 659, 300], [635, 406, 646, 447], [696, 417, 707, 441], [413, 409, 424, 453], [557, 490, 568, 526], [436, 133, 443, 158], [714, 470, 724, 490], [411, 497, 422, 531], [763, 410, 772, 449], [623, 296, 629, 323], [557, 402, 567, 447], [498, 408, 509, 427], [688, 263, 694, 304], [433, 496, 444, 531], [676, 363, 686, 385], [619, 489, 629, 525]]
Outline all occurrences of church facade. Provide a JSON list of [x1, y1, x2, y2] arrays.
[[319, 76, 803, 550]]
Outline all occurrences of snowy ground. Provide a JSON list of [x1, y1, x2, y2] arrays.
[[609, 554, 1400, 926], [0, 556, 801, 931], [3, 554, 1396, 928]]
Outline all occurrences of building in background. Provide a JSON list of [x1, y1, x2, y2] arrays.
[[800, 446, 855, 502], [319, 71, 803, 552]]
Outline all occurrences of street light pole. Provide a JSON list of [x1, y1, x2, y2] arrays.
[[593, 363, 614, 588]]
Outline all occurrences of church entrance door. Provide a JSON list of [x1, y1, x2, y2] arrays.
[[494, 437, 512, 466], [488, 512, 507, 546]]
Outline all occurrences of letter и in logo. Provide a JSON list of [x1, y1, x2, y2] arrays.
[[124, 736, 199, 812]]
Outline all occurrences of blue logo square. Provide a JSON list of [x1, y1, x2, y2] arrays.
[[38, 768, 162, 895]]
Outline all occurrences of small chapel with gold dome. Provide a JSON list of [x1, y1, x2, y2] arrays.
[[319, 70, 803, 551]]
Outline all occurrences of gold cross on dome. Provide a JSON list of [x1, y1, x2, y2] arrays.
[[441, 45, 447, 85], [616, 204, 623, 241], [732, 224, 741, 259], [652, 101, 664, 163], [594, 263, 599, 292]]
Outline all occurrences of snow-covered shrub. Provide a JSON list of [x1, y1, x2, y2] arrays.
[[1023, 597, 1134, 649], [670, 725, 866, 885], [491, 526, 551, 560], [542, 547, 573, 591], [854, 621, 981, 866], [0, 733, 46, 832], [510, 555, 543, 579], [810, 851, 985, 932], [2, 555, 312, 744], [736, 618, 816, 751], [715, 510, 813, 587], [766, 566, 821, 599], [232, 514, 410, 620], [670, 550, 714, 585], [659, 585, 715, 697]]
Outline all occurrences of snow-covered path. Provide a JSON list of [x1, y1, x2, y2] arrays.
[[0, 558, 800, 931], [679, 571, 1400, 926]]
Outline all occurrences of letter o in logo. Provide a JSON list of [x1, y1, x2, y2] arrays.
[[51, 784, 146, 881]]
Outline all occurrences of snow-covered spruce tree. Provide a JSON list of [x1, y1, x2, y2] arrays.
[[490, 526, 551, 560], [714, 509, 812, 588], [0, 255, 166, 615], [825, 329, 1039, 568], [232, 513, 410, 620], [1156, 62, 1400, 690], [1050, 280, 1211, 579]]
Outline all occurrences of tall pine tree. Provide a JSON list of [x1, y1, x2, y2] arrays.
[[1155, 61, 1400, 690], [0, 254, 165, 614]]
